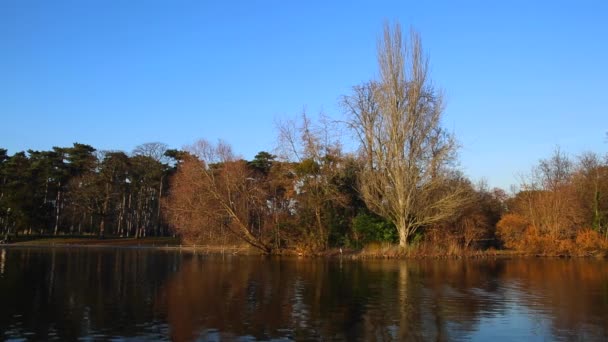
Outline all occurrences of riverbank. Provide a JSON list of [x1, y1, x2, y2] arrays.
[[2, 236, 260, 255], [349, 246, 608, 259], [3, 236, 607, 259], [279, 244, 608, 259], [5, 236, 180, 247]]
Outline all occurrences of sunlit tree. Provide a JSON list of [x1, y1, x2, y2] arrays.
[[343, 23, 467, 247]]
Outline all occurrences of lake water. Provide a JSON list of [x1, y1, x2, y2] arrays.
[[0, 248, 606, 341]]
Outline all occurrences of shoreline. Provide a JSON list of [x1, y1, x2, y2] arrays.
[[1, 239, 257, 254], [2, 240, 606, 259]]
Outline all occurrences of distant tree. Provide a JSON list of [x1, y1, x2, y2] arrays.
[[342, 23, 468, 247], [48, 147, 70, 235], [62, 143, 99, 234], [128, 154, 165, 238], [66, 143, 97, 176], [249, 151, 276, 174], [65, 172, 100, 235], [132, 143, 175, 236], [97, 151, 130, 238], [517, 148, 583, 238], [573, 152, 608, 236], [132, 142, 169, 164], [164, 149, 191, 166], [2, 153, 35, 233]]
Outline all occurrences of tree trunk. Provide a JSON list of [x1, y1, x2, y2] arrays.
[[315, 208, 326, 250], [53, 183, 62, 235], [118, 194, 126, 236], [126, 192, 132, 237], [398, 216, 408, 248], [100, 183, 110, 239], [157, 176, 163, 235]]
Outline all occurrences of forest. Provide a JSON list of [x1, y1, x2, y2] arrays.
[[0, 142, 173, 240], [2, 24, 607, 256]]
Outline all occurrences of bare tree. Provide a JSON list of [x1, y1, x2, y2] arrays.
[[342, 23, 467, 247], [537, 147, 572, 191], [164, 139, 273, 253], [517, 148, 583, 238], [132, 142, 169, 164]]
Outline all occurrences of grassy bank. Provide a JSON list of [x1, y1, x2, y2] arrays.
[[346, 243, 608, 259], [5, 236, 180, 247], [3, 236, 607, 259], [3, 236, 260, 254]]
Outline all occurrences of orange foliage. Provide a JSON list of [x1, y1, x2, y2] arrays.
[[163, 147, 273, 252], [495, 150, 608, 255], [496, 214, 529, 250], [575, 229, 608, 254], [496, 213, 607, 255], [518, 228, 573, 255]]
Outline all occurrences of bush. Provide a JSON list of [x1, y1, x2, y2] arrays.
[[575, 229, 607, 254], [496, 214, 529, 249], [352, 212, 397, 245]]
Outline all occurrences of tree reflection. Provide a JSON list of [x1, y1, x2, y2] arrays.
[[0, 249, 607, 341], [499, 259, 608, 340], [160, 257, 608, 341], [0, 248, 178, 340], [161, 258, 437, 340]]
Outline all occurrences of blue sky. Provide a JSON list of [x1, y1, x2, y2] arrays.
[[1, 1, 607, 189]]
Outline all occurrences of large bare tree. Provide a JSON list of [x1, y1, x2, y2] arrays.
[[342, 23, 467, 247]]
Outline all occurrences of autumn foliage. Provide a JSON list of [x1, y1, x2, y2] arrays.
[[496, 214, 530, 250], [495, 149, 608, 255], [163, 141, 274, 253]]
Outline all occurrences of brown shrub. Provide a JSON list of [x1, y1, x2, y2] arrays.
[[575, 229, 608, 254], [496, 214, 530, 249]]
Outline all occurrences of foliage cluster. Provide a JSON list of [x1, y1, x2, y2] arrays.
[[352, 212, 398, 246], [497, 150, 608, 255]]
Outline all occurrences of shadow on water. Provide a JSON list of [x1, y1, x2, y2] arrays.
[[0, 248, 607, 341]]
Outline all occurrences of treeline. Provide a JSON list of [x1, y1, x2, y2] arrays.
[[0, 142, 179, 240], [162, 134, 507, 255], [2, 23, 607, 255], [162, 141, 608, 256], [2, 140, 605, 255]]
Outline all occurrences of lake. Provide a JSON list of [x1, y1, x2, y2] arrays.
[[0, 248, 606, 341]]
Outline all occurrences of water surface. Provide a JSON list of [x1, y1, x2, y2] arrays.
[[0, 247, 606, 341]]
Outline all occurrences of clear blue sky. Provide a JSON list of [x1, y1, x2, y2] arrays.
[[2, 1, 607, 189]]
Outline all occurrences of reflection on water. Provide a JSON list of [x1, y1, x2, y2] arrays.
[[0, 248, 607, 341], [0, 248, 178, 341], [0, 249, 5, 275]]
